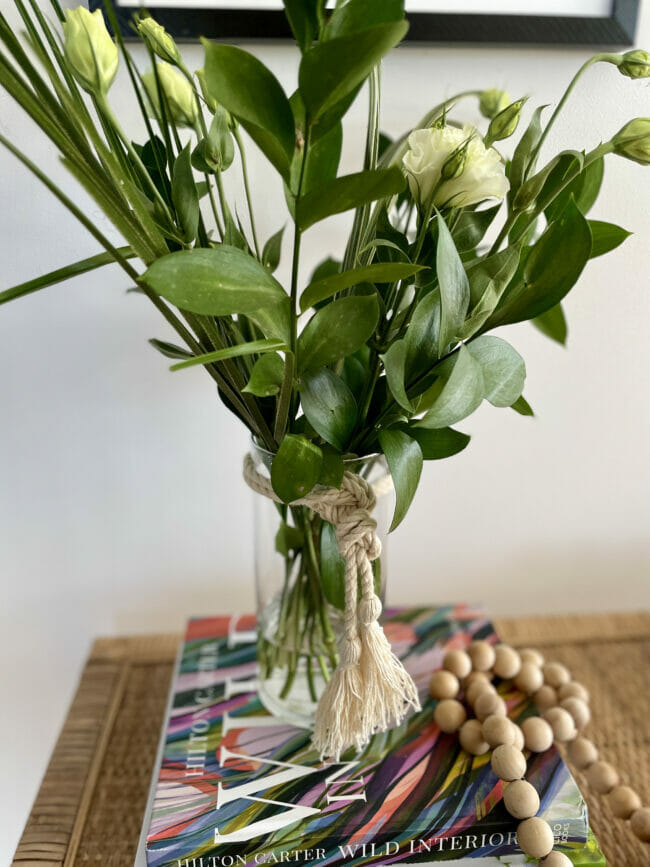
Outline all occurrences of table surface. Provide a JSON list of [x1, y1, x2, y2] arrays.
[[11, 612, 650, 867]]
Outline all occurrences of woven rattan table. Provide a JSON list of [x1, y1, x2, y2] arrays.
[[12, 612, 650, 867]]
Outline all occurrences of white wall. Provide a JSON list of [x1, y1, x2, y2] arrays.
[[1, 0, 649, 858]]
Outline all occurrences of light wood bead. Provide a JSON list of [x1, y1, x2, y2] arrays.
[[434, 698, 467, 733], [516, 817, 555, 859], [503, 779, 540, 819], [443, 648, 472, 679], [493, 644, 522, 680], [491, 744, 527, 781], [540, 852, 572, 866], [560, 696, 591, 730], [514, 662, 544, 694], [543, 662, 571, 689], [512, 723, 525, 751], [459, 719, 490, 756], [475, 690, 507, 721], [586, 760, 620, 794], [521, 716, 554, 753], [520, 647, 545, 667], [465, 670, 492, 689], [534, 684, 559, 712], [630, 807, 650, 843], [466, 679, 496, 707], [567, 736, 599, 770], [557, 681, 590, 704], [483, 714, 517, 748], [429, 670, 460, 700], [608, 785, 642, 819], [468, 640, 496, 672], [544, 707, 577, 742]]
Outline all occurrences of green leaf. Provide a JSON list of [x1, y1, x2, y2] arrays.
[[296, 167, 405, 231], [532, 303, 567, 345], [271, 434, 323, 503], [319, 447, 345, 488], [299, 21, 409, 120], [509, 105, 547, 198], [0, 246, 134, 305], [492, 198, 592, 326], [588, 220, 632, 259], [172, 146, 200, 243], [142, 245, 287, 316], [283, 0, 321, 51], [453, 204, 501, 253], [511, 395, 535, 417], [381, 340, 413, 412], [320, 520, 346, 610], [203, 41, 295, 178], [546, 156, 604, 221], [263, 226, 285, 273], [297, 294, 379, 373], [300, 369, 357, 451], [513, 150, 583, 214], [170, 339, 287, 372], [405, 426, 471, 461], [417, 345, 485, 429], [325, 0, 404, 39], [466, 335, 526, 407], [405, 290, 441, 379], [437, 214, 470, 355], [300, 261, 424, 312], [275, 522, 304, 556], [378, 429, 423, 531], [149, 338, 193, 360], [243, 353, 285, 396]]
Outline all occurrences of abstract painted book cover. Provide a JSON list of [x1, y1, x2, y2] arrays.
[[143, 606, 604, 866]]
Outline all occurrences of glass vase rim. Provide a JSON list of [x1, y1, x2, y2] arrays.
[[250, 437, 381, 465]]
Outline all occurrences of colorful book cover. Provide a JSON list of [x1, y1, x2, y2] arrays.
[[141, 606, 603, 867]]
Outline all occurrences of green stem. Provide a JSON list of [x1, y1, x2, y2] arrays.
[[234, 127, 261, 259]]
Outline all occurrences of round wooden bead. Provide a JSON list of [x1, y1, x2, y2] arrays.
[[534, 684, 559, 712], [475, 690, 507, 721], [493, 644, 522, 680], [520, 647, 544, 667], [468, 640, 496, 672], [516, 817, 555, 859], [465, 670, 492, 689], [557, 681, 590, 703], [503, 779, 540, 820], [521, 716, 554, 753], [560, 696, 591, 730], [459, 719, 490, 756], [540, 852, 572, 866], [483, 714, 517, 748], [434, 698, 467, 733], [514, 662, 544, 694], [630, 807, 650, 843], [586, 761, 620, 794], [567, 736, 599, 770], [429, 670, 460, 700], [608, 785, 642, 819], [466, 678, 496, 707], [443, 649, 472, 679], [543, 662, 570, 689], [512, 723, 525, 751], [544, 707, 577, 742], [491, 744, 527, 781]]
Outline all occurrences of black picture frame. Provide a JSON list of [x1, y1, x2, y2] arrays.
[[90, 1, 640, 46]]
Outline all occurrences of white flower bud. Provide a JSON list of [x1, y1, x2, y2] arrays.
[[402, 124, 509, 209], [480, 89, 511, 120], [612, 118, 650, 166], [143, 62, 199, 128], [62, 7, 118, 95], [618, 49, 650, 80], [137, 17, 181, 66]]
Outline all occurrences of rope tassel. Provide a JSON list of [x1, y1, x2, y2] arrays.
[[243, 453, 421, 760]]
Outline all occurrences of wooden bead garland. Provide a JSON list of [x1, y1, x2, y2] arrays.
[[426, 640, 649, 861]]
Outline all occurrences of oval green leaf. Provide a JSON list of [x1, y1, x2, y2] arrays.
[[297, 294, 380, 374], [378, 428, 423, 531], [300, 261, 424, 312], [300, 368, 357, 451], [271, 434, 323, 503]]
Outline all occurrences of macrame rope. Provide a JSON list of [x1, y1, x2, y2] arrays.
[[243, 453, 421, 759]]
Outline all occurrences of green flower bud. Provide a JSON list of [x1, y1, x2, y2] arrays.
[[612, 118, 650, 165], [618, 49, 650, 79], [62, 7, 118, 95], [440, 138, 470, 181], [137, 17, 181, 66], [195, 68, 218, 113], [143, 62, 199, 128], [487, 97, 527, 143], [479, 89, 511, 120]]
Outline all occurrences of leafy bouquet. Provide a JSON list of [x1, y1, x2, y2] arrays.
[[1, 0, 648, 757]]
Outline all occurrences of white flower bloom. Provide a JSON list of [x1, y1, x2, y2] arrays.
[[402, 124, 509, 209]]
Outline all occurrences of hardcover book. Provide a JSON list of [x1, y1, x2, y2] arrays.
[[136, 606, 605, 866]]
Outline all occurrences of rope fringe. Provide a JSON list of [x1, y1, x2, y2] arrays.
[[243, 453, 421, 759]]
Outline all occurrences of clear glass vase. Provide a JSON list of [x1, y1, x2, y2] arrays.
[[251, 443, 394, 727]]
